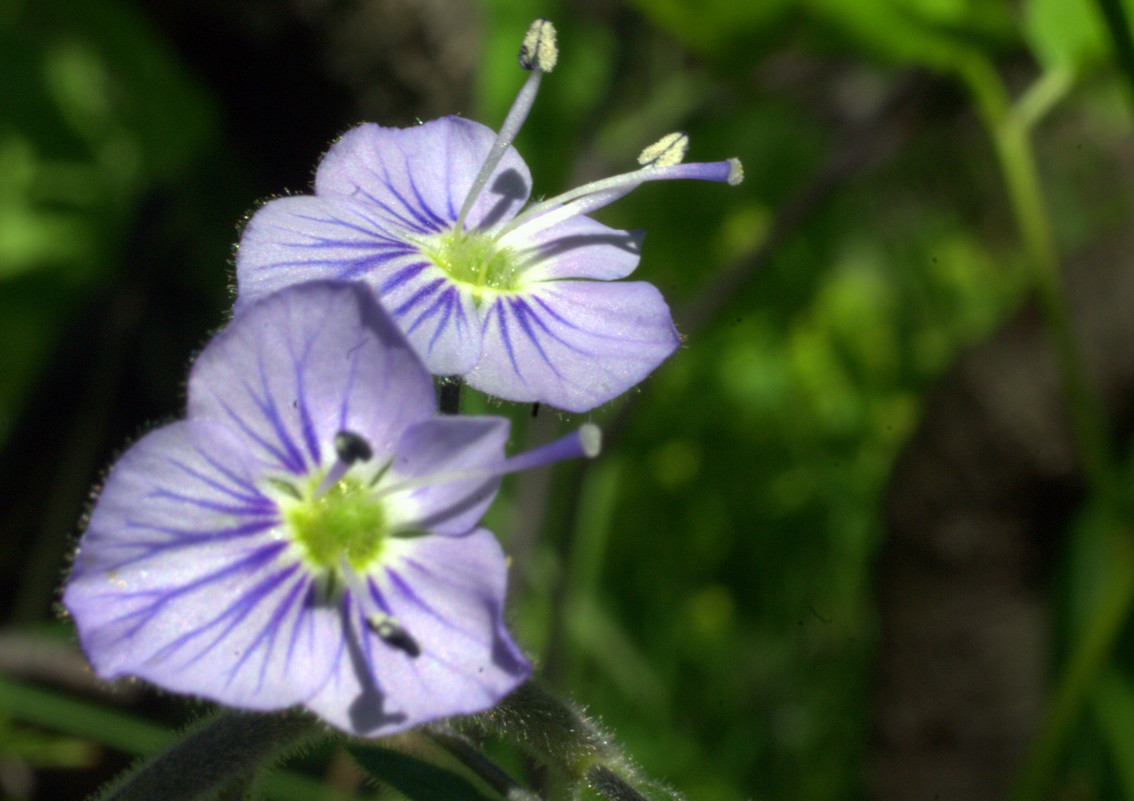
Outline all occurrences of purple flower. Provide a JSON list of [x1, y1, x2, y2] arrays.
[[234, 20, 742, 413], [63, 281, 599, 735]]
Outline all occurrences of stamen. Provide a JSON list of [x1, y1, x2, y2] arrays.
[[454, 19, 559, 233], [638, 132, 689, 168], [366, 611, 422, 658], [339, 559, 422, 658], [315, 429, 373, 497], [495, 159, 740, 249], [518, 18, 558, 72], [373, 424, 601, 501], [335, 431, 373, 464]]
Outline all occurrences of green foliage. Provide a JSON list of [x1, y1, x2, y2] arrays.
[[347, 744, 496, 801]]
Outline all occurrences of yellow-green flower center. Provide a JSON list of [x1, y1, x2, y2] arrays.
[[425, 230, 524, 298], [285, 478, 387, 570]]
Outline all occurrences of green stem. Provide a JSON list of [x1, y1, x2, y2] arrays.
[[959, 55, 1114, 495], [1008, 532, 1134, 801], [1094, 0, 1134, 110], [958, 54, 1124, 801], [92, 709, 324, 801]]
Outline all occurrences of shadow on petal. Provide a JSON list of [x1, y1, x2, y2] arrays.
[[537, 229, 643, 260], [480, 169, 529, 229], [342, 613, 408, 734]]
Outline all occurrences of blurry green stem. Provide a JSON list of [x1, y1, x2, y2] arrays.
[[1094, 0, 1134, 110], [93, 709, 324, 801], [1008, 531, 1134, 801], [959, 55, 1114, 494], [960, 54, 1125, 801]]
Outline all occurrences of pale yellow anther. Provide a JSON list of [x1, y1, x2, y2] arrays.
[[519, 19, 558, 72], [726, 157, 745, 186], [638, 132, 689, 168]]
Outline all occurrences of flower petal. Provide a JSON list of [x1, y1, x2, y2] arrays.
[[374, 262, 483, 376], [302, 528, 529, 735], [465, 281, 681, 412], [518, 215, 644, 282], [63, 420, 341, 710], [315, 117, 531, 235], [385, 416, 511, 536], [190, 282, 435, 475], [234, 195, 428, 314]]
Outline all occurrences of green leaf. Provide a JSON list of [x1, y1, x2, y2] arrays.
[[1092, 668, 1134, 798], [347, 744, 497, 801], [1023, 0, 1109, 71]]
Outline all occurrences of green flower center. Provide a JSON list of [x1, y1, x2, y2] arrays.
[[425, 230, 524, 298], [284, 478, 387, 570]]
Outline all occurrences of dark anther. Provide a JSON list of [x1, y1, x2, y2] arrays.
[[366, 613, 421, 658], [531, 402, 541, 418], [334, 430, 373, 464]]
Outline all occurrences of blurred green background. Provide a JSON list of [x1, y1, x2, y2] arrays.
[[3, 0, 1134, 799]]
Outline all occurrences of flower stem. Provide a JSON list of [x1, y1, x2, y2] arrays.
[[92, 710, 325, 801], [1009, 530, 1134, 801], [959, 55, 1114, 494], [1094, 0, 1134, 110], [423, 724, 541, 801], [439, 378, 462, 415]]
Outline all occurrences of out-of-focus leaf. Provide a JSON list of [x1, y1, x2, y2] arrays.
[[1092, 667, 1134, 799], [347, 744, 498, 801], [1023, 0, 1110, 71]]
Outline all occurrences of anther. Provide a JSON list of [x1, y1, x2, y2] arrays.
[[638, 132, 689, 168], [519, 18, 558, 72], [334, 430, 373, 464], [726, 157, 745, 186], [366, 612, 421, 658]]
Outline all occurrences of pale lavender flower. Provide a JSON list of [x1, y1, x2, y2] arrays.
[[234, 19, 742, 413], [63, 281, 599, 735]]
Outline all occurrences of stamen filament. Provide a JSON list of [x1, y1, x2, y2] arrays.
[[454, 20, 558, 233], [494, 159, 742, 248], [373, 424, 601, 501]]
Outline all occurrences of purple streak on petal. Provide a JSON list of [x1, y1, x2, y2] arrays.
[[146, 487, 271, 518], [119, 517, 279, 549], [287, 332, 324, 467], [465, 281, 680, 412], [164, 456, 267, 508], [507, 297, 564, 376], [349, 186, 433, 236], [286, 211, 412, 248], [487, 300, 523, 383], [377, 261, 430, 293], [393, 277, 446, 320], [224, 571, 310, 692], [404, 163, 452, 230], [147, 560, 302, 671], [304, 529, 527, 735], [193, 284, 435, 472], [215, 396, 304, 474]]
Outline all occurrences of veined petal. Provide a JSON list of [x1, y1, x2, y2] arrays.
[[385, 416, 511, 536], [303, 528, 529, 736], [466, 281, 680, 412], [377, 263, 483, 376], [234, 195, 425, 314], [517, 215, 644, 282], [315, 117, 532, 235], [189, 282, 435, 475], [63, 420, 340, 709]]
